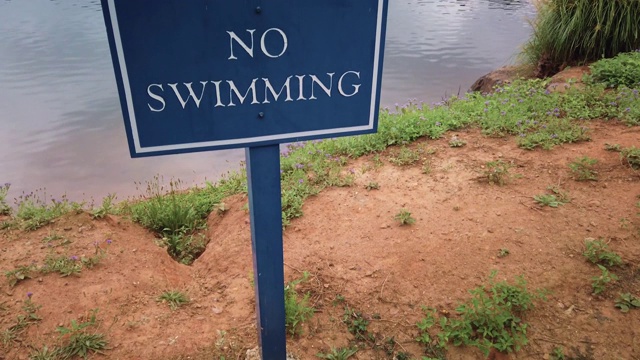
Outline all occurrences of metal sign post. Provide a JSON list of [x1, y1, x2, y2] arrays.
[[245, 145, 286, 357], [100, 1, 389, 358]]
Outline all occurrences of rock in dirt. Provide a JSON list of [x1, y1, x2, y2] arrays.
[[245, 347, 298, 360], [469, 66, 528, 94]]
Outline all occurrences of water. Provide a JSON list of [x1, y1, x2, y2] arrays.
[[0, 0, 535, 203]]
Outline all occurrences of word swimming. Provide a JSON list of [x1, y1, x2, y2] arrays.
[[146, 71, 362, 112]]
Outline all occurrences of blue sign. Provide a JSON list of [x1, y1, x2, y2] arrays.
[[102, 0, 389, 157]]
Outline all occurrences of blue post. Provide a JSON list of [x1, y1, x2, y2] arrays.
[[245, 145, 287, 359]]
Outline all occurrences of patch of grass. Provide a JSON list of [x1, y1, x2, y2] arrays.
[[389, 146, 421, 166], [587, 51, 640, 88], [5, 264, 37, 287], [569, 157, 598, 181], [56, 309, 108, 358], [620, 146, 640, 169], [365, 182, 380, 190], [604, 143, 622, 152], [421, 160, 432, 175], [583, 239, 622, 267], [497, 248, 510, 258], [91, 193, 117, 219], [316, 347, 358, 360], [534, 194, 566, 208], [394, 209, 415, 226], [483, 160, 512, 186], [284, 272, 314, 336], [591, 265, 618, 295], [521, 0, 640, 76], [0, 183, 10, 216], [41, 242, 109, 277], [343, 306, 372, 342], [614, 293, 640, 313], [163, 232, 207, 265], [29, 345, 59, 360], [416, 272, 546, 357], [157, 290, 190, 310], [448, 135, 466, 148], [2, 295, 41, 348], [551, 346, 566, 360], [14, 190, 79, 231]]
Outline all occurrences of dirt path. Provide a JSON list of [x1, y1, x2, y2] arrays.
[[1, 120, 639, 359]]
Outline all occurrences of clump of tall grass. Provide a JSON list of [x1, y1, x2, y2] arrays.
[[522, 0, 640, 77]]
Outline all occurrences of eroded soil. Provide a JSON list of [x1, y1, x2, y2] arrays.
[[1, 120, 639, 360]]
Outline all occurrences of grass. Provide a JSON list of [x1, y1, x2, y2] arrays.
[[582, 239, 622, 267], [621, 146, 640, 169], [483, 160, 512, 186], [591, 265, 618, 295], [2, 295, 41, 348], [394, 209, 416, 226], [13, 190, 82, 231], [534, 194, 566, 208], [615, 293, 640, 313], [416, 271, 546, 357], [521, 0, 640, 76], [91, 193, 117, 219], [388, 146, 421, 166], [587, 51, 640, 88], [569, 157, 598, 181], [0, 183, 10, 216], [157, 290, 190, 310], [343, 306, 372, 342], [316, 347, 358, 360], [284, 272, 315, 336]]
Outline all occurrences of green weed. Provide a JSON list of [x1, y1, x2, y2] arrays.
[[2, 295, 41, 347], [534, 194, 566, 208], [343, 306, 372, 342], [163, 232, 206, 265], [5, 264, 37, 287], [588, 51, 640, 88], [569, 157, 598, 181], [620, 146, 640, 169], [583, 239, 622, 267], [394, 209, 416, 226], [615, 293, 640, 313], [498, 248, 510, 258], [417, 272, 546, 357], [389, 146, 421, 166], [448, 136, 466, 148], [56, 309, 108, 358], [29, 345, 59, 360], [91, 193, 117, 219], [14, 190, 78, 231], [284, 272, 314, 336], [316, 347, 358, 360], [604, 143, 622, 152], [0, 183, 10, 216], [484, 160, 512, 186], [591, 265, 618, 295], [157, 290, 190, 310], [365, 182, 380, 190], [550, 346, 566, 360]]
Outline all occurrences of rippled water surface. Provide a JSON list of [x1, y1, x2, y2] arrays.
[[0, 0, 535, 201]]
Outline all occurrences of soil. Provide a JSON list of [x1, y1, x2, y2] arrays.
[[1, 121, 639, 360]]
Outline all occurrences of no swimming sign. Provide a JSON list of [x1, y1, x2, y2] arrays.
[[101, 1, 388, 157], [101, 1, 389, 358]]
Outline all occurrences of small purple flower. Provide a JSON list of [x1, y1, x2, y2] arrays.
[[484, 108, 489, 112], [298, 179, 304, 184], [70, 256, 79, 261], [551, 134, 558, 139], [295, 163, 304, 169], [542, 125, 547, 129], [435, 122, 442, 126], [519, 133, 526, 137], [500, 111, 506, 116], [27, 292, 33, 299], [544, 90, 551, 95], [625, 107, 631, 112], [3, 183, 9, 188], [106, 239, 112, 245], [484, 101, 490, 106]]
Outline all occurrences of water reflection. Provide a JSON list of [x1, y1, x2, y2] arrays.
[[0, 0, 535, 202]]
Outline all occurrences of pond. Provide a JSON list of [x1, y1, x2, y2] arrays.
[[0, 0, 535, 202]]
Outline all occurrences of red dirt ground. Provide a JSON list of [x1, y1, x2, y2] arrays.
[[1, 120, 639, 360]]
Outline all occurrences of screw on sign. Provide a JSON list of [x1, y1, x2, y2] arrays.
[[100, 1, 389, 358]]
